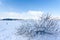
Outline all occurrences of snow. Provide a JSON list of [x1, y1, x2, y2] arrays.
[[0, 20, 23, 40], [0, 20, 60, 40]]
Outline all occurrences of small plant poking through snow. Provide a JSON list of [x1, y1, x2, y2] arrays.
[[16, 14, 60, 40]]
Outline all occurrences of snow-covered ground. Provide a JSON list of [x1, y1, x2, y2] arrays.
[[0, 20, 22, 40], [0, 20, 60, 40]]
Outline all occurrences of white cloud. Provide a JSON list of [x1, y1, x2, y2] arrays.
[[0, 10, 43, 19], [0, 12, 22, 19], [25, 10, 43, 19], [51, 15, 60, 20]]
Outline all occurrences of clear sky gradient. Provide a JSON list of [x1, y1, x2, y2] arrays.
[[0, 0, 60, 19]]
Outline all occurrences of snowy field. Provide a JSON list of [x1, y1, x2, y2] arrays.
[[0, 20, 60, 40]]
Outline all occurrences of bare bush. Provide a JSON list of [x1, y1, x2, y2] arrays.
[[34, 14, 59, 35], [16, 14, 59, 40]]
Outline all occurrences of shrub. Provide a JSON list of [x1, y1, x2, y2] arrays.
[[16, 14, 59, 40]]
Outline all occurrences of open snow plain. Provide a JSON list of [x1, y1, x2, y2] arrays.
[[0, 20, 60, 40]]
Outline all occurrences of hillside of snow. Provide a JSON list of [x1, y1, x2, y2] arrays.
[[0, 20, 60, 40]]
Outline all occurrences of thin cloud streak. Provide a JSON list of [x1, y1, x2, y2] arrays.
[[0, 10, 43, 19]]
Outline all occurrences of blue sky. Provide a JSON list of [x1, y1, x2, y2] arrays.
[[0, 0, 60, 19]]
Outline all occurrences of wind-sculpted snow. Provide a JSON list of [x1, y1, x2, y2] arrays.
[[0, 19, 60, 40]]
